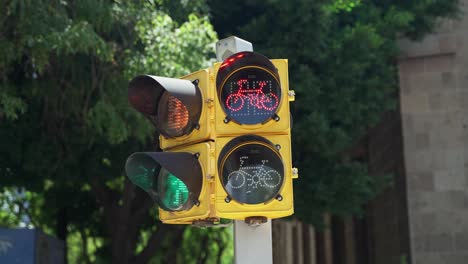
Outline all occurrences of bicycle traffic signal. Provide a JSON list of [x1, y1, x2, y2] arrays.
[[213, 52, 296, 221], [125, 51, 297, 224]]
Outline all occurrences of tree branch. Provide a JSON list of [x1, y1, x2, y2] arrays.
[[132, 222, 173, 264], [130, 189, 153, 227], [198, 235, 209, 264], [78, 228, 92, 264], [164, 226, 185, 263], [89, 176, 118, 234], [120, 177, 136, 221], [215, 235, 227, 264]]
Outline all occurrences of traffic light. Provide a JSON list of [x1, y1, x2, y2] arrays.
[[125, 141, 215, 224], [125, 51, 297, 224], [214, 52, 291, 135], [128, 69, 215, 150], [126, 71, 216, 224], [213, 52, 297, 221]]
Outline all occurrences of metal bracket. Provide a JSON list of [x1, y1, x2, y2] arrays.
[[192, 218, 233, 228], [292, 167, 299, 179], [244, 216, 268, 226], [275, 194, 283, 201], [288, 90, 296, 102], [272, 114, 280, 122]]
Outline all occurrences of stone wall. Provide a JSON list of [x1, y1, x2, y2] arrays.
[[398, 1, 468, 262]]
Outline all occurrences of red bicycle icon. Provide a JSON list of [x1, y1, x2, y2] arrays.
[[226, 79, 279, 112]]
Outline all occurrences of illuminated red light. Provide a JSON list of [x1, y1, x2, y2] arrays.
[[217, 53, 282, 125], [224, 79, 278, 112], [219, 53, 248, 69], [260, 93, 279, 111], [226, 94, 245, 111]]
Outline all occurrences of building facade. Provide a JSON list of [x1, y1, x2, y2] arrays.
[[398, 0, 468, 262], [273, 1, 468, 263]]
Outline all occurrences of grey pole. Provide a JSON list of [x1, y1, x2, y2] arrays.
[[234, 220, 273, 264], [215, 36, 274, 264]]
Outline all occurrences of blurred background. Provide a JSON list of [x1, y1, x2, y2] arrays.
[[0, 0, 465, 263]]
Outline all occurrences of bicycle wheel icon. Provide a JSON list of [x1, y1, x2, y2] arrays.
[[260, 93, 279, 111], [226, 170, 246, 189], [226, 94, 244, 112], [262, 170, 282, 188]]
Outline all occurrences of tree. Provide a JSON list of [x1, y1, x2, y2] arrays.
[[0, 0, 231, 263], [208, 0, 459, 224]]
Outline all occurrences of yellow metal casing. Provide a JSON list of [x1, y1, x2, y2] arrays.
[[214, 134, 294, 220], [159, 141, 216, 224], [213, 59, 292, 137], [159, 68, 216, 150]]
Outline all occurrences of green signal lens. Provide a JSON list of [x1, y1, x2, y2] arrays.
[[126, 154, 158, 192], [126, 152, 201, 212], [158, 169, 190, 211]]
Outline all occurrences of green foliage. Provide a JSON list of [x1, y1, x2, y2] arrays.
[[208, 0, 459, 224], [126, 12, 217, 78], [0, 0, 460, 261], [178, 227, 233, 264], [325, 0, 362, 13], [0, 0, 227, 262], [148, 227, 233, 264], [0, 92, 27, 120]]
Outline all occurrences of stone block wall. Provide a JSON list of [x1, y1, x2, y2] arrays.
[[398, 1, 468, 263]]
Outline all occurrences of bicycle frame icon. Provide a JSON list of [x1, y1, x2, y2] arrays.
[[225, 79, 279, 112], [226, 164, 282, 190]]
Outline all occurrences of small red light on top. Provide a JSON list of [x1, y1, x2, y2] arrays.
[[219, 52, 248, 69]]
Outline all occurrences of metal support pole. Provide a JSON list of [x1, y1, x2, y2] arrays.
[[234, 220, 273, 264], [215, 36, 273, 264]]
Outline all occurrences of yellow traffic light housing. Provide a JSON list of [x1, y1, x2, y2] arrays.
[[128, 69, 215, 150], [214, 52, 293, 136], [214, 134, 295, 220], [159, 69, 216, 150], [125, 141, 215, 224], [211, 51, 296, 221], [126, 71, 216, 225], [158, 141, 216, 223], [125, 50, 297, 225]]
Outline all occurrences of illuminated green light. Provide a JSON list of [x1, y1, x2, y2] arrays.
[[126, 153, 197, 212], [160, 172, 189, 211]]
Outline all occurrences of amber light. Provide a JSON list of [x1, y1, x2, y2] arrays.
[[157, 92, 191, 137], [167, 95, 189, 132]]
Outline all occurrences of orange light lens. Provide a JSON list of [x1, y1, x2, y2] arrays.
[[157, 92, 191, 137], [167, 95, 189, 133]]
